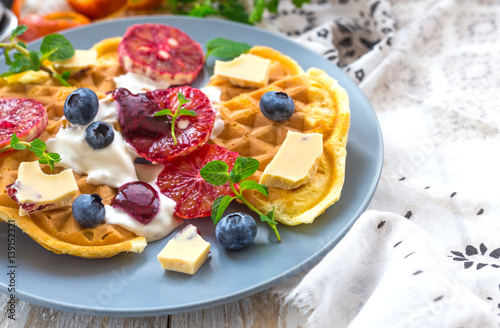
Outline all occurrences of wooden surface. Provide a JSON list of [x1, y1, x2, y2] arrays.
[[0, 286, 307, 327]]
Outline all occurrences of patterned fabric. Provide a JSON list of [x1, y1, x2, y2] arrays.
[[264, 0, 500, 326]]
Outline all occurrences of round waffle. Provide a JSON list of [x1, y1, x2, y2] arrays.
[[0, 44, 146, 258], [211, 68, 350, 226], [206, 46, 305, 102]]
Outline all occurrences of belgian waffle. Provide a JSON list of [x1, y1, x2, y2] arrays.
[[0, 43, 145, 258], [211, 68, 350, 226]]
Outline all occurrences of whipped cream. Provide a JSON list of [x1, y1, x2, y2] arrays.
[[46, 97, 138, 188], [114, 72, 170, 93], [200, 86, 225, 139], [105, 193, 182, 242]]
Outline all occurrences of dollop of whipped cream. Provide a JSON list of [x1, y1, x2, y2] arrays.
[[45, 96, 138, 188], [105, 193, 182, 242], [200, 86, 225, 139], [114, 72, 170, 94]]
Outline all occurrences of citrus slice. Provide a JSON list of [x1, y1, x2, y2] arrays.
[[156, 144, 239, 218], [0, 98, 48, 149], [117, 24, 205, 85], [111, 86, 215, 163]]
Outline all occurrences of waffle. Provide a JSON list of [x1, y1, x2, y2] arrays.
[[206, 46, 305, 102], [211, 68, 350, 226], [0, 43, 146, 258]]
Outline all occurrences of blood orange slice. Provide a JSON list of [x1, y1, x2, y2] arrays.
[[0, 98, 48, 149], [118, 23, 205, 85], [156, 144, 239, 218], [111, 86, 215, 163]]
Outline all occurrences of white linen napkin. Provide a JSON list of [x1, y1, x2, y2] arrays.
[[259, 0, 500, 326]]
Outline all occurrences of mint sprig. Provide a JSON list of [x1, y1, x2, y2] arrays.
[[0, 25, 74, 86], [200, 156, 281, 241], [153, 92, 196, 146], [0, 133, 61, 171], [205, 38, 252, 60]]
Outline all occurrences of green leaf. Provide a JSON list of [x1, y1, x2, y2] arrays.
[[177, 92, 190, 106], [4, 49, 12, 65], [266, 0, 279, 13], [220, 1, 251, 24], [154, 108, 174, 117], [259, 208, 277, 225], [11, 25, 28, 39], [211, 195, 234, 225], [28, 50, 42, 71], [249, 0, 266, 23], [292, 0, 310, 8], [205, 38, 251, 59], [230, 157, 259, 183], [17, 41, 27, 49], [61, 71, 71, 80], [10, 133, 26, 150], [240, 180, 269, 196], [188, 3, 218, 17], [200, 160, 230, 185], [40, 34, 75, 61], [46, 152, 61, 163], [178, 108, 196, 117], [54, 73, 71, 87], [28, 138, 46, 158], [9, 53, 34, 74]]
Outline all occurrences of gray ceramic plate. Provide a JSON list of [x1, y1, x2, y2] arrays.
[[0, 16, 383, 317]]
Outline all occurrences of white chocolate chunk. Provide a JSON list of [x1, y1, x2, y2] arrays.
[[214, 53, 271, 88], [259, 131, 323, 190], [157, 224, 210, 275]]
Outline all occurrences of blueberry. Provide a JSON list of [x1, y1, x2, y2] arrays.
[[72, 194, 106, 228], [84, 121, 115, 149], [215, 212, 257, 250], [259, 91, 295, 122], [64, 87, 99, 125]]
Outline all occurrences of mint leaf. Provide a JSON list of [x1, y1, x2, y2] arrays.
[[205, 38, 251, 59], [10, 133, 26, 150], [200, 160, 230, 185], [230, 157, 259, 183], [46, 152, 61, 163], [11, 25, 28, 39], [9, 52, 34, 74], [17, 41, 27, 49], [28, 138, 46, 158], [177, 92, 190, 105], [178, 108, 196, 116], [61, 71, 71, 80], [4, 49, 12, 65], [211, 195, 234, 224], [153, 109, 174, 117], [249, 0, 266, 23], [28, 50, 42, 71], [240, 180, 268, 196], [259, 208, 277, 225], [221, 1, 250, 24], [54, 73, 70, 87], [40, 34, 75, 61]]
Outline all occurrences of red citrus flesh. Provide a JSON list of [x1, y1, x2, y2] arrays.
[[112, 181, 160, 225], [156, 144, 239, 219], [0, 98, 48, 149], [112, 86, 215, 163], [118, 23, 205, 85]]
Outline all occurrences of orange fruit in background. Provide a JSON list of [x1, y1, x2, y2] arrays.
[[127, 0, 164, 10], [67, 0, 128, 19], [12, 0, 74, 18], [19, 12, 91, 42]]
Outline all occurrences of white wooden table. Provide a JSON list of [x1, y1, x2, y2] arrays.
[[0, 285, 308, 327]]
